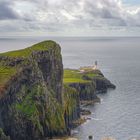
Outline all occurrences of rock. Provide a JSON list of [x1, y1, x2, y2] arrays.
[[0, 128, 10, 140], [94, 77, 116, 93], [101, 137, 116, 140], [80, 109, 91, 115], [69, 82, 98, 101], [0, 41, 73, 140], [64, 68, 116, 103], [71, 117, 86, 128], [88, 135, 93, 140]]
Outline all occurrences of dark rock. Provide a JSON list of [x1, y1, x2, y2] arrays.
[[0, 128, 10, 140], [0, 41, 67, 140], [88, 135, 93, 140], [80, 109, 91, 115], [69, 82, 98, 101], [94, 77, 116, 93]]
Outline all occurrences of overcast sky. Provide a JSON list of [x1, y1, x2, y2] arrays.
[[0, 0, 140, 36]]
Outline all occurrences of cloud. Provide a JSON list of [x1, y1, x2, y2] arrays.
[[0, 1, 19, 20], [0, 0, 140, 36]]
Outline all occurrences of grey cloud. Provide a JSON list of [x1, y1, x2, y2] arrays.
[[0, 1, 19, 20], [84, 1, 123, 20], [0, 0, 140, 35]]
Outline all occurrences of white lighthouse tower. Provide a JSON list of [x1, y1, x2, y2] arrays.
[[93, 61, 98, 70]]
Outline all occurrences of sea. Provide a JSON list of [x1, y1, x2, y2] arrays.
[[0, 36, 140, 140]]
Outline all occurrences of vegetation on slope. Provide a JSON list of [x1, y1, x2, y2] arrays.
[[14, 84, 45, 134], [0, 40, 59, 87], [63, 84, 79, 116], [14, 83, 66, 135], [0, 40, 57, 58], [63, 69, 89, 84], [0, 66, 17, 87], [63, 69, 99, 84]]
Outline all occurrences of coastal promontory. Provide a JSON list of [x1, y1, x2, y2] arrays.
[[0, 40, 115, 140]]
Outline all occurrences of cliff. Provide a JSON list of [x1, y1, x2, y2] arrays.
[[63, 69, 115, 103], [0, 40, 115, 140], [0, 41, 69, 140]]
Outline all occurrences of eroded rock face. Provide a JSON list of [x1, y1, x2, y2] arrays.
[[0, 128, 10, 140], [83, 70, 116, 94], [32, 49, 63, 103], [67, 69, 115, 102], [0, 41, 68, 140], [94, 77, 116, 93], [63, 85, 80, 129], [69, 82, 97, 101]]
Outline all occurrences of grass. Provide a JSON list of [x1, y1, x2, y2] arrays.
[[63, 84, 78, 116], [0, 40, 58, 87], [0, 40, 57, 58], [0, 66, 17, 86], [63, 69, 98, 84], [15, 94, 37, 118], [15, 84, 44, 134], [15, 84, 43, 118], [85, 73, 98, 78], [63, 69, 89, 84]]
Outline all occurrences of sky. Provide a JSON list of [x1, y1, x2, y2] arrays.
[[0, 0, 140, 37]]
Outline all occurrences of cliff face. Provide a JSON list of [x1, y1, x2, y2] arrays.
[[82, 70, 116, 93], [0, 41, 69, 140], [63, 69, 115, 104], [63, 85, 80, 129]]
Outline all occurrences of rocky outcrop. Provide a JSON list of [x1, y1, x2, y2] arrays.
[[94, 76, 116, 93], [83, 70, 116, 93], [0, 41, 68, 140], [0, 128, 10, 140], [64, 69, 116, 104], [69, 82, 98, 101]]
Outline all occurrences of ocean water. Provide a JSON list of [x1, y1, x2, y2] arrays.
[[0, 37, 140, 140]]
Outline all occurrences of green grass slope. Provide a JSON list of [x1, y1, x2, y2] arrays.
[[63, 69, 99, 84], [0, 40, 57, 58], [0, 40, 58, 88]]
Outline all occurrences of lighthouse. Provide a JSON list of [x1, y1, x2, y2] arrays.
[[93, 61, 97, 70]]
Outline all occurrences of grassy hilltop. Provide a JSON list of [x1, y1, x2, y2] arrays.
[[63, 69, 100, 84], [0, 40, 59, 88], [0, 41, 57, 58]]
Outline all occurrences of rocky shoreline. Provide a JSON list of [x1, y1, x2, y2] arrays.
[[0, 40, 116, 140]]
